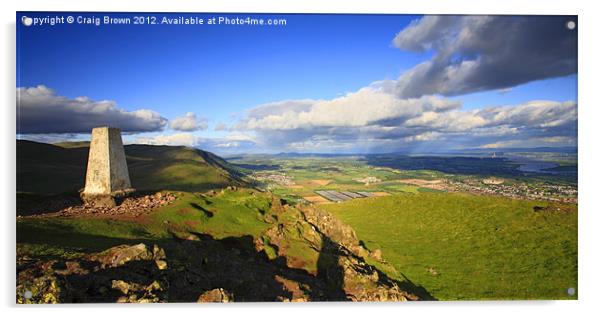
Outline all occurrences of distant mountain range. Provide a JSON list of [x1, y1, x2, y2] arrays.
[[223, 146, 577, 159]]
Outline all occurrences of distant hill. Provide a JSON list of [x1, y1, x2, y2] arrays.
[[17, 140, 246, 195], [54, 141, 91, 148]]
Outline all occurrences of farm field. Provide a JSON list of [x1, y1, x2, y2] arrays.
[[229, 154, 577, 205]]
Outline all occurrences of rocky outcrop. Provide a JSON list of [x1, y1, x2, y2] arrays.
[[255, 203, 417, 302], [17, 233, 416, 303], [328, 245, 416, 301], [87, 243, 154, 268], [300, 205, 375, 259], [17, 191, 420, 303], [17, 244, 170, 304], [17, 261, 61, 304], [113, 280, 165, 303], [197, 288, 233, 303]]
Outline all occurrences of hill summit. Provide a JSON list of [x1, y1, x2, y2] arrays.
[[17, 140, 245, 195]]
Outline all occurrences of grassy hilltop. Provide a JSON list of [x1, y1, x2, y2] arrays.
[[323, 193, 577, 300], [16, 141, 419, 303], [17, 140, 245, 195]]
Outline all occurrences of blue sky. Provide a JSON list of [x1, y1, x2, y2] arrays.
[[17, 14, 426, 124], [16, 13, 578, 153]]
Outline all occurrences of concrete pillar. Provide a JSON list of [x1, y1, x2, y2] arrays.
[[81, 127, 134, 207]]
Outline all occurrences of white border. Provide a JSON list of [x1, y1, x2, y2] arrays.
[[3, 1, 601, 316]]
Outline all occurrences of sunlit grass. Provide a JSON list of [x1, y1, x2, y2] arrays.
[[323, 192, 577, 300]]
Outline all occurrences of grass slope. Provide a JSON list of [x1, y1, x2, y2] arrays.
[[17, 189, 321, 274], [17, 140, 244, 195], [322, 192, 577, 300], [17, 189, 272, 257]]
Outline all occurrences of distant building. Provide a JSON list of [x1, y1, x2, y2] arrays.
[[483, 178, 504, 185], [81, 127, 134, 207]]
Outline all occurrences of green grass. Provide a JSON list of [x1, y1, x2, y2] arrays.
[[322, 192, 577, 300], [381, 184, 420, 194], [17, 189, 272, 257], [17, 217, 157, 256], [149, 190, 271, 239], [17, 140, 242, 195], [17, 187, 329, 277]]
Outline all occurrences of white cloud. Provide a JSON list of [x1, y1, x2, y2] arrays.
[[134, 133, 199, 147], [214, 122, 228, 131], [169, 112, 208, 131], [131, 132, 257, 153], [235, 82, 577, 152], [239, 87, 461, 130]]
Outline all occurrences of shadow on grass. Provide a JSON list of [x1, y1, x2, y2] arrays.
[[18, 223, 338, 302], [189, 202, 214, 218], [397, 272, 437, 300], [17, 218, 435, 302], [317, 234, 437, 301], [17, 192, 83, 216]]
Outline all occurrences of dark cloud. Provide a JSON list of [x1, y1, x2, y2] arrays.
[[17, 85, 167, 134], [392, 15, 577, 98]]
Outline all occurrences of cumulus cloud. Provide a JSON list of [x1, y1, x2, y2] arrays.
[[17, 85, 167, 134], [405, 100, 577, 132], [214, 122, 228, 131], [132, 132, 256, 153], [238, 88, 461, 130], [235, 84, 577, 152], [134, 133, 200, 147], [392, 15, 577, 98], [231, 15, 577, 153], [169, 112, 208, 132]]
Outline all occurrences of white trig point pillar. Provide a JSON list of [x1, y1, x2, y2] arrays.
[[81, 126, 134, 207]]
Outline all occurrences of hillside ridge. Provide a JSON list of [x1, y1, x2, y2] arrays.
[[17, 140, 246, 195]]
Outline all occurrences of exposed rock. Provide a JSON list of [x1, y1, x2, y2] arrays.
[[274, 275, 308, 302], [369, 249, 383, 261], [300, 205, 360, 253], [197, 288, 233, 303], [112, 280, 134, 294], [17, 189, 422, 303], [55, 261, 88, 275], [25, 192, 178, 219], [16, 261, 61, 304], [114, 280, 165, 303], [81, 194, 117, 208], [258, 203, 417, 302], [155, 260, 168, 270], [153, 244, 166, 260], [87, 243, 154, 268]]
